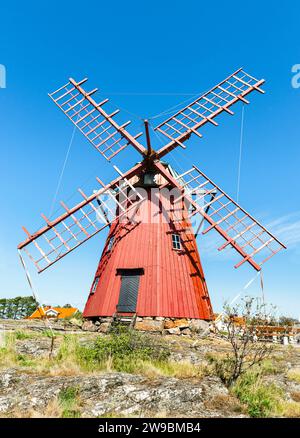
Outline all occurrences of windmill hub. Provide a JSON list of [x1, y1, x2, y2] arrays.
[[18, 69, 285, 332]]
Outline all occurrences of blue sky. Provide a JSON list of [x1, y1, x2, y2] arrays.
[[0, 1, 299, 317]]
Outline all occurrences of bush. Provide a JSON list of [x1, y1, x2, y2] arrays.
[[213, 297, 274, 387], [207, 353, 236, 386], [79, 328, 170, 373]]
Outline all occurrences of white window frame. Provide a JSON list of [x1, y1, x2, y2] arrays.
[[172, 233, 181, 250], [91, 276, 99, 294], [45, 308, 59, 317], [107, 236, 114, 251]]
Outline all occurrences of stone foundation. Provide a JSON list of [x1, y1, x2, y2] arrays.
[[135, 316, 210, 335], [82, 316, 211, 335]]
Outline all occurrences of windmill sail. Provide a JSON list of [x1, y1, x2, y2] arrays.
[[49, 78, 146, 161], [174, 166, 286, 271], [155, 68, 265, 158], [18, 168, 145, 273]]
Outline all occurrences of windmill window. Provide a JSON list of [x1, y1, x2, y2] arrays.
[[107, 236, 114, 251], [91, 277, 99, 294], [172, 234, 181, 250]]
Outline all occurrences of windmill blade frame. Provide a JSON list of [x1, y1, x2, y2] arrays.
[[155, 68, 265, 159], [49, 78, 146, 161], [18, 163, 145, 273], [153, 161, 286, 271]]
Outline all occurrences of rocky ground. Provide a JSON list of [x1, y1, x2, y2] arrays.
[[0, 319, 299, 418]]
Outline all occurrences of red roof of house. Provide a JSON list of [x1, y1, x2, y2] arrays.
[[28, 306, 78, 319]]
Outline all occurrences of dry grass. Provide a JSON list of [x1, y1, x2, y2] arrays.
[[135, 360, 206, 379], [290, 391, 300, 402], [13, 399, 63, 418], [204, 393, 244, 414], [287, 369, 300, 383], [6, 388, 82, 418], [277, 401, 300, 418]]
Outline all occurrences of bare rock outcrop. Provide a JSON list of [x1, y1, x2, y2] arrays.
[[0, 369, 238, 418]]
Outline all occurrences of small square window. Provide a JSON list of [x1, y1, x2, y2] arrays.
[[172, 234, 181, 250], [91, 277, 99, 294]]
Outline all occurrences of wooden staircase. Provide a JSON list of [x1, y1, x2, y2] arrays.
[[110, 313, 137, 331]]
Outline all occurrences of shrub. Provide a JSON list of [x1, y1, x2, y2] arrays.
[[79, 328, 170, 373], [213, 297, 275, 387]]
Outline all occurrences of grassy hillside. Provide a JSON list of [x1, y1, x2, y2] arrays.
[[0, 321, 299, 418]]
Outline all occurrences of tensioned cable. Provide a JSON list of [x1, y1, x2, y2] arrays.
[[18, 250, 55, 355], [102, 92, 198, 96], [48, 124, 77, 218], [149, 91, 205, 121], [260, 269, 266, 317], [199, 271, 261, 338]]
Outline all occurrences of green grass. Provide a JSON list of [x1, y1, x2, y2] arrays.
[[0, 329, 209, 380], [58, 386, 81, 418], [0, 333, 24, 367], [75, 328, 170, 373], [2, 329, 300, 418], [15, 330, 34, 340], [232, 371, 283, 417]]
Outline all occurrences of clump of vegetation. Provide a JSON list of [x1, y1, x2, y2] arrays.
[[78, 327, 170, 373], [58, 386, 81, 418], [258, 358, 285, 375], [287, 369, 300, 384], [15, 330, 34, 340], [0, 333, 34, 368], [136, 360, 207, 379], [204, 393, 244, 414], [211, 297, 275, 387], [232, 371, 282, 417]]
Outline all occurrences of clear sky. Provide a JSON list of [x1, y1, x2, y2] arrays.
[[0, 1, 299, 318]]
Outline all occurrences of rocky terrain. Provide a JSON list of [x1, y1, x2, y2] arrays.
[[0, 319, 299, 418]]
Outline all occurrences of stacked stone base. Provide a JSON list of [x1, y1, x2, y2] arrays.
[[82, 316, 211, 336], [136, 316, 211, 335]]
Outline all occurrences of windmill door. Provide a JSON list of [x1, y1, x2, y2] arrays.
[[116, 268, 144, 313]]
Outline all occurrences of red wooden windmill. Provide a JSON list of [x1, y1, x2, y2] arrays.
[[18, 68, 286, 325]]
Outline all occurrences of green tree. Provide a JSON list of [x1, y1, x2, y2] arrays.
[[0, 296, 37, 319]]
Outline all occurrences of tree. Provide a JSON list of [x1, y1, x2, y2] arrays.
[[211, 296, 275, 387], [0, 296, 37, 319], [278, 315, 298, 327]]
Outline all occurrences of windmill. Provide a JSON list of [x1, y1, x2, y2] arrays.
[[18, 68, 286, 328]]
